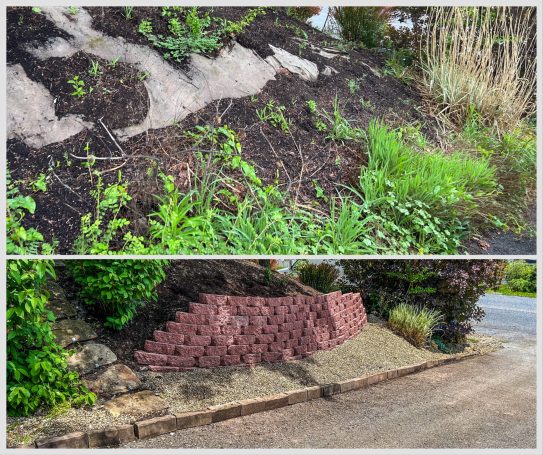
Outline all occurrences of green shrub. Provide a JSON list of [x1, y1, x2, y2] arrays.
[[7, 260, 95, 416], [331, 7, 388, 47], [296, 261, 339, 293], [68, 260, 168, 330], [503, 261, 536, 293], [388, 303, 443, 347]]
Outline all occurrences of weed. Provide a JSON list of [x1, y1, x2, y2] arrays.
[[67, 6, 78, 15], [320, 96, 366, 142], [357, 120, 498, 252], [315, 119, 328, 132], [256, 100, 291, 133], [138, 19, 153, 36], [123, 6, 134, 20], [67, 75, 87, 98], [347, 79, 360, 93], [31, 7, 42, 14], [88, 60, 101, 77], [31, 173, 47, 192], [137, 71, 150, 81], [359, 97, 374, 110], [383, 49, 414, 84], [108, 57, 119, 68], [307, 99, 317, 114]]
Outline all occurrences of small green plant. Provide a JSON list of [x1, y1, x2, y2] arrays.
[[359, 97, 374, 110], [7, 173, 54, 254], [388, 303, 443, 347], [347, 79, 360, 93], [31, 173, 48, 192], [123, 6, 134, 20], [88, 60, 102, 77], [73, 172, 139, 254], [138, 71, 150, 81], [67, 75, 87, 98], [67, 6, 78, 15], [256, 100, 291, 133], [138, 19, 153, 36], [319, 96, 366, 142], [296, 261, 339, 293], [7, 260, 95, 416], [315, 119, 328, 132], [307, 99, 317, 114], [108, 56, 120, 68], [68, 260, 168, 330], [383, 49, 414, 84], [31, 6, 42, 14]]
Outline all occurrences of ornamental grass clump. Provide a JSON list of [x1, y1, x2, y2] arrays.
[[388, 303, 443, 347], [422, 6, 536, 134]]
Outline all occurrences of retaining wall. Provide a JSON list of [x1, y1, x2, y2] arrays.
[[135, 291, 367, 371]]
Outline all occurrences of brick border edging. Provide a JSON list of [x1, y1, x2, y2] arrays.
[[29, 351, 477, 448]]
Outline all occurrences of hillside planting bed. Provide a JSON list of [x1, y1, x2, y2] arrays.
[[7, 6, 536, 254]]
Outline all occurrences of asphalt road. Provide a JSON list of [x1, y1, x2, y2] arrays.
[[126, 294, 538, 449]]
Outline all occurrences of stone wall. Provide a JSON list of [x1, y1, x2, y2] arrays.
[[135, 291, 367, 371]]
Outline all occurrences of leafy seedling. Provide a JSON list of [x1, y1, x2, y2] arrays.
[[67, 75, 86, 98]]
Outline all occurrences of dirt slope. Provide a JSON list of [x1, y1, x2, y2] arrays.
[[7, 6, 431, 252]]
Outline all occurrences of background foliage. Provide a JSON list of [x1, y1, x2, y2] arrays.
[[340, 260, 505, 342]]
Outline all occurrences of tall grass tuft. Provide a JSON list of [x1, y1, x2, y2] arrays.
[[359, 121, 498, 240], [296, 261, 339, 293], [388, 303, 443, 347], [422, 7, 536, 134]]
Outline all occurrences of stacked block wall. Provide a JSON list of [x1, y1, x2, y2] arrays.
[[135, 291, 367, 371]]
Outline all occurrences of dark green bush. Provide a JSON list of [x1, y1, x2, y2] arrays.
[[296, 261, 339, 293], [68, 260, 168, 330], [504, 261, 536, 293], [7, 260, 95, 416], [340, 260, 505, 342], [331, 7, 388, 47]]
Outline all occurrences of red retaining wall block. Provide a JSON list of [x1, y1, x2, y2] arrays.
[[135, 291, 367, 370]]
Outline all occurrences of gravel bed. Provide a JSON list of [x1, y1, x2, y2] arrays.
[[7, 325, 500, 447]]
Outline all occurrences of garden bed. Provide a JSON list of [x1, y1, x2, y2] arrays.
[[6, 6, 536, 254]]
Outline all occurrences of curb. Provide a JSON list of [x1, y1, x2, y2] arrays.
[[30, 352, 478, 448]]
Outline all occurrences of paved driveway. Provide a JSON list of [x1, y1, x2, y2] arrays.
[[126, 294, 538, 449]]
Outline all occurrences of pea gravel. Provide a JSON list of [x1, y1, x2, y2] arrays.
[[7, 324, 500, 447]]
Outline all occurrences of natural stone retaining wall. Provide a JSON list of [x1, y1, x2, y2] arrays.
[[135, 291, 367, 371]]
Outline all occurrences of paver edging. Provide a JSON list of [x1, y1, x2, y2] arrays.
[[29, 351, 475, 448]]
